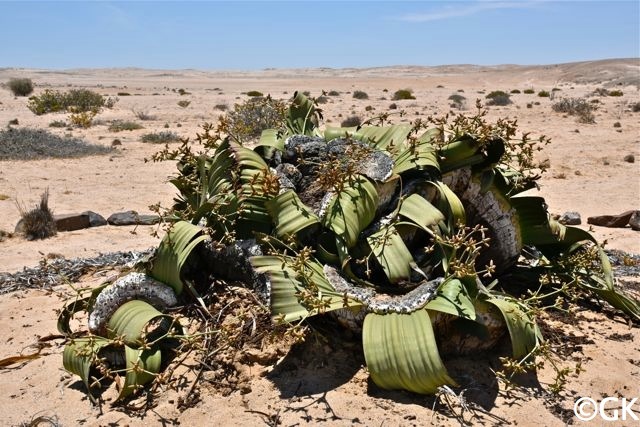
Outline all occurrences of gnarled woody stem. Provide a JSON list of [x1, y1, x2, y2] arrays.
[[88, 272, 178, 335]]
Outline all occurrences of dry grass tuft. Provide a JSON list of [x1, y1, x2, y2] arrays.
[[17, 190, 56, 240]]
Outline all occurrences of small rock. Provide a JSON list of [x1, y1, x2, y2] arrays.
[[81, 210, 107, 227], [623, 154, 635, 163], [54, 213, 91, 232], [107, 211, 160, 226], [587, 210, 635, 228], [559, 211, 581, 225], [112, 139, 122, 146], [283, 135, 327, 162], [629, 211, 640, 231]]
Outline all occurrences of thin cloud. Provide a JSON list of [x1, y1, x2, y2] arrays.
[[397, 1, 541, 23], [100, 2, 135, 30]]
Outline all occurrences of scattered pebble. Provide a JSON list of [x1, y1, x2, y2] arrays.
[[559, 211, 581, 225]]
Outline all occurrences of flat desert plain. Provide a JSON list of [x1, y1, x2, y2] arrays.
[[0, 59, 638, 426]]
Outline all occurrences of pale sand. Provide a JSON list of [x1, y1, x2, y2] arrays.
[[0, 59, 638, 425]]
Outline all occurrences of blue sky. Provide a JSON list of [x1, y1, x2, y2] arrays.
[[1, 1, 638, 69]]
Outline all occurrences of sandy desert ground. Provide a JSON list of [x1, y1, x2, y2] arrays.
[[0, 59, 638, 426]]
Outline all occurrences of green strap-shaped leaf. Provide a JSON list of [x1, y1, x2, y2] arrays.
[[366, 225, 414, 284], [425, 278, 476, 320], [118, 345, 162, 400], [482, 297, 540, 360], [266, 190, 320, 237], [106, 300, 177, 347], [254, 128, 285, 159], [363, 309, 456, 394], [287, 91, 320, 136], [323, 126, 358, 141], [439, 135, 486, 173], [576, 245, 640, 321], [322, 176, 378, 248], [393, 135, 440, 175], [63, 336, 113, 401], [351, 124, 413, 151], [429, 181, 466, 230], [234, 144, 269, 170], [251, 255, 361, 322], [509, 196, 558, 249], [150, 221, 209, 294], [398, 193, 445, 233]]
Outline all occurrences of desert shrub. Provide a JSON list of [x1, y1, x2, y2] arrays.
[[117, 92, 131, 96], [552, 87, 561, 92], [340, 115, 362, 127], [593, 88, 622, 97], [538, 90, 550, 98], [631, 102, 640, 113], [49, 120, 67, 128], [133, 109, 156, 121], [0, 128, 112, 160], [392, 89, 415, 100], [64, 89, 116, 112], [7, 78, 34, 96], [613, 121, 621, 128], [365, 105, 374, 111], [214, 103, 228, 111], [246, 91, 264, 97], [526, 103, 533, 108], [327, 90, 340, 96], [448, 94, 466, 109], [316, 96, 329, 104], [27, 90, 65, 115], [593, 88, 613, 96], [388, 103, 397, 110], [18, 190, 56, 240], [510, 89, 521, 94], [141, 131, 180, 144], [352, 90, 368, 100], [523, 88, 535, 94], [8, 118, 18, 125], [552, 98, 597, 123], [178, 88, 191, 96], [69, 110, 97, 128], [436, 84, 444, 88], [457, 89, 465, 93], [485, 90, 512, 106], [177, 100, 191, 108], [28, 89, 116, 115], [109, 120, 144, 132], [225, 97, 286, 142]]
